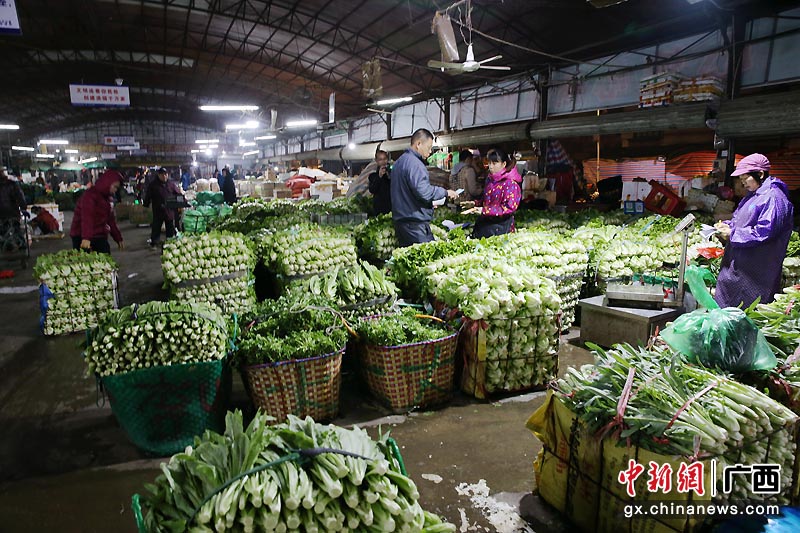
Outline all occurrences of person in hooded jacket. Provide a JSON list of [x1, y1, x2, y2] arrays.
[[69, 170, 124, 254], [714, 153, 794, 308], [466, 148, 522, 238]]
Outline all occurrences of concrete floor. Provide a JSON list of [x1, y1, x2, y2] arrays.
[[0, 213, 594, 532]]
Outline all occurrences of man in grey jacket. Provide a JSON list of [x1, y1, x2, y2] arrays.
[[391, 129, 458, 247]]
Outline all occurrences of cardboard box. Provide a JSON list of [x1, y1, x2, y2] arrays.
[[621, 181, 652, 202]]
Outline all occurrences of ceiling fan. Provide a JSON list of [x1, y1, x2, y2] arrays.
[[428, 43, 510, 74], [427, 1, 510, 75]]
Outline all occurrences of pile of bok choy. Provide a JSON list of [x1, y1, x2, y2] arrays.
[[34, 250, 118, 335], [139, 411, 456, 532], [84, 301, 229, 376]]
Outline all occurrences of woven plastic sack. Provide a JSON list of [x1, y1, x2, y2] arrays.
[[195, 191, 224, 206], [661, 307, 777, 372], [183, 210, 207, 233], [102, 359, 231, 456]]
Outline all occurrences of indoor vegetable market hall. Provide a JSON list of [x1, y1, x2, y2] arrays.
[[3, 1, 800, 532]]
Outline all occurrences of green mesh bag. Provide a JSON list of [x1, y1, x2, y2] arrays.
[[102, 359, 231, 456]]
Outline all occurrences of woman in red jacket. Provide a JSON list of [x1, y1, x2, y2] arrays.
[[70, 170, 124, 253], [467, 148, 522, 238]]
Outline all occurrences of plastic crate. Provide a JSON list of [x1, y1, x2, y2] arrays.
[[643, 180, 686, 216]]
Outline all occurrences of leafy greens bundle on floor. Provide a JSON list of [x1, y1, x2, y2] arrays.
[[84, 301, 230, 377], [138, 411, 457, 532], [35, 250, 118, 335]]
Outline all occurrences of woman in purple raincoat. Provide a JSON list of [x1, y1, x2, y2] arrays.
[[714, 153, 794, 308]]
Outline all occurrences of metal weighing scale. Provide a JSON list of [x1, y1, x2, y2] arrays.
[[580, 214, 695, 347]]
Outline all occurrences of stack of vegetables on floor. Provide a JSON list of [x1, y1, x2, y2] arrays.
[[136, 411, 456, 532], [84, 301, 234, 455], [35, 250, 119, 335], [162, 231, 257, 314]]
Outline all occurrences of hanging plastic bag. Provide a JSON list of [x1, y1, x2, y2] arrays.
[[661, 307, 777, 372], [684, 265, 718, 310]]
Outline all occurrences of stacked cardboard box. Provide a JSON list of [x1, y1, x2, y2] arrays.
[[674, 76, 724, 103], [639, 72, 684, 108]]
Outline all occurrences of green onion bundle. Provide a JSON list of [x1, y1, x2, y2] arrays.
[[139, 411, 456, 532], [34, 250, 118, 335], [84, 301, 229, 377], [557, 343, 798, 504]]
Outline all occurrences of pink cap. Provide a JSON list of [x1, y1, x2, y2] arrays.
[[731, 153, 770, 176]]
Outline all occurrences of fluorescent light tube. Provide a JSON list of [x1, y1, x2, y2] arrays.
[[286, 119, 318, 127], [375, 96, 412, 105], [199, 105, 259, 111]]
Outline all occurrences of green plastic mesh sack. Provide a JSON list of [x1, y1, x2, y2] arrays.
[[102, 359, 231, 456], [661, 307, 777, 372]]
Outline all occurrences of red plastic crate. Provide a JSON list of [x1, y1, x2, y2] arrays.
[[643, 180, 686, 216]]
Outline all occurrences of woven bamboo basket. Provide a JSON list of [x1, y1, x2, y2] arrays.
[[359, 316, 458, 412], [241, 348, 343, 422]]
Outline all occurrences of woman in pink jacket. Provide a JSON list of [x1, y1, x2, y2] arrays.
[[470, 148, 522, 238]]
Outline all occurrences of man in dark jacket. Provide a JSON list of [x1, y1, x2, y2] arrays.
[[69, 170, 124, 253], [221, 168, 237, 204], [368, 150, 392, 216], [144, 167, 180, 247], [0, 168, 26, 219], [390, 129, 458, 246]]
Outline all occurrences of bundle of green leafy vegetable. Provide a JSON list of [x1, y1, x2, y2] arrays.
[[286, 261, 398, 319], [236, 294, 348, 366], [84, 301, 229, 377], [556, 343, 797, 504], [423, 255, 561, 392], [214, 198, 308, 234], [356, 308, 451, 347], [387, 236, 476, 299], [139, 411, 456, 532], [162, 232, 255, 285], [353, 214, 400, 261], [747, 285, 800, 358], [254, 224, 358, 277], [171, 275, 257, 315], [297, 196, 369, 216], [482, 230, 588, 329], [35, 250, 118, 335]]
